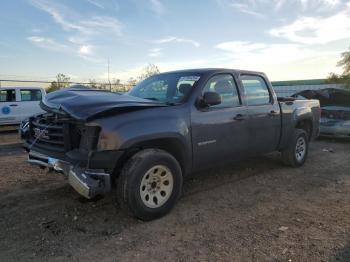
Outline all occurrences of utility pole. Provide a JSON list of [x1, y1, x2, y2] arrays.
[[108, 58, 112, 91]]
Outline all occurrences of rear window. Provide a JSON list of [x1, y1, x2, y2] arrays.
[[0, 89, 16, 102], [20, 89, 42, 101]]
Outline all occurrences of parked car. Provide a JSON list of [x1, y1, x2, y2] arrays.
[[293, 88, 350, 138], [23, 69, 320, 220], [0, 87, 46, 126]]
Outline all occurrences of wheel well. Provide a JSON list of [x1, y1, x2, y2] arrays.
[[296, 119, 312, 140], [114, 138, 187, 177]]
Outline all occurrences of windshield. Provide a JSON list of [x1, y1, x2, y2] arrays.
[[128, 73, 201, 103]]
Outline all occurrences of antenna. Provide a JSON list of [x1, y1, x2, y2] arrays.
[[108, 57, 111, 91]]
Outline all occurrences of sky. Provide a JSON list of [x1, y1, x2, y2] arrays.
[[0, 0, 350, 83]]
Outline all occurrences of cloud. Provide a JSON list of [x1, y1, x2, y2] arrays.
[[29, 0, 123, 62], [148, 48, 162, 57], [269, 5, 350, 44], [215, 41, 267, 53], [153, 36, 200, 47], [213, 40, 343, 79], [31, 0, 122, 40], [217, 0, 342, 18], [86, 0, 105, 9], [214, 40, 326, 66], [298, 0, 341, 10], [78, 45, 93, 55], [27, 36, 69, 52], [228, 2, 266, 19], [149, 0, 165, 16], [27, 36, 102, 62]]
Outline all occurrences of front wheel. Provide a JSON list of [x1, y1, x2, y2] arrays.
[[116, 149, 183, 221], [281, 129, 309, 167]]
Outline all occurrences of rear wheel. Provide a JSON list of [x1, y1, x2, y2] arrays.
[[281, 129, 309, 167], [116, 149, 183, 221]]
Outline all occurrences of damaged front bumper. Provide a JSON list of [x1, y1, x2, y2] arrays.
[[28, 151, 111, 199]]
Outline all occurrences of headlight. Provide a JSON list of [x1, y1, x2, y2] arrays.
[[96, 130, 119, 151], [78, 125, 101, 151]]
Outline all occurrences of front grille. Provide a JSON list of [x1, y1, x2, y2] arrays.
[[344, 112, 350, 121], [27, 113, 99, 157], [321, 109, 350, 120], [28, 113, 77, 154]]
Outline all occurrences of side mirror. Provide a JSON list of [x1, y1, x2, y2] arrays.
[[201, 92, 221, 106]]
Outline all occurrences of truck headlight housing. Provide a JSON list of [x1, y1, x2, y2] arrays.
[[79, 125, 101, 151]]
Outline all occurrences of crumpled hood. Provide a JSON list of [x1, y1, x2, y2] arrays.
[[293, 88, 350, 107], [41, 85, 165, 121]]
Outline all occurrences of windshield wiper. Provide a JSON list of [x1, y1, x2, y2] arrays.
[[164, 101, 180, 106], [144, 97, 160, 101], [144, 97, 179, 106]]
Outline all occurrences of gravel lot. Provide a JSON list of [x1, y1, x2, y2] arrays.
[[0, 134, 349, 262]]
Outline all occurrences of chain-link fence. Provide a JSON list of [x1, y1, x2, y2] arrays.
[[0, 79, 344, 96], [0, 79, 134, 93]]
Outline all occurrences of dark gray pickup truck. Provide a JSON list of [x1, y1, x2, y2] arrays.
[[24, 69, 320, 220]]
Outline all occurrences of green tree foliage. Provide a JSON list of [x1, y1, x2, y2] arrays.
[[326, 47, 350, 89], [47, 73, 71, 93], [338, 46, 350, 75]]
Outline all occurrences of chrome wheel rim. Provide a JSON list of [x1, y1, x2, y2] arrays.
[[140, 165, 174, 208], [295, 137, 306, 162]]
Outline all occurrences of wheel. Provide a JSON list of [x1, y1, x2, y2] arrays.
[[281, 129, 309, 167], [116, 149, 183, 221]]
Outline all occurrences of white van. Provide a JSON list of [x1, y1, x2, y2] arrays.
[[0, 87, 46, 126]]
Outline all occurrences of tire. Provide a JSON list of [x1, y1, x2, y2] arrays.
[[116, 149, 183, 221], [281, 129, 309, 168]]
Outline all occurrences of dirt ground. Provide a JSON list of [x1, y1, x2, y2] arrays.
[[0, 135, 349, 262], [0, 127, 21, 146]]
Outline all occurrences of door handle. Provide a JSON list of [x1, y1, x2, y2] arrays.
[[268, 110, 278, 117], [233, 114, 246, 121], [9, 104, 18, 107]]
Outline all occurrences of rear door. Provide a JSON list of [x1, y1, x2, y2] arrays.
[[0, 88, 20, 125], [191, 73, 249, 170], [239, 74, 281, 154], [17, 89, 44, 121]]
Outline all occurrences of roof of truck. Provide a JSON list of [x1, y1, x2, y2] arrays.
[[0, 86, 45, 90], [158, 68, 265, 76]]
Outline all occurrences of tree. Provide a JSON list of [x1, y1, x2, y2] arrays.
[[327, 46, 350, 90], [89, 79, 98, 88], [138, 64, 160, 81], [338, 46, 350, 75], [127, 77, 137, 86], [47, 73, 71, 93]]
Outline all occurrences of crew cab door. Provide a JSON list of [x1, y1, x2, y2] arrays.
[[0, 88, 20, 125], [239, 74, 281, 154], [191, 74, 249, 170]]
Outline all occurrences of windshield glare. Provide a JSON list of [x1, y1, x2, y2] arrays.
[[128, 73, 201, 103]]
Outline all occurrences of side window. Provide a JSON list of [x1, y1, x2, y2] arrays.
[[20, 90, 42, 101], [0, 90, 16, 102], [241, 75, 271, 106], [202, 74, 240, 109]]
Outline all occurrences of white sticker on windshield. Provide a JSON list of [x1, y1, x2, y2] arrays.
[[179, 76, 201, 82]]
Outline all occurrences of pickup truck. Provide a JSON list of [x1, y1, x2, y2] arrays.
[[24, 69, 320, 221]]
